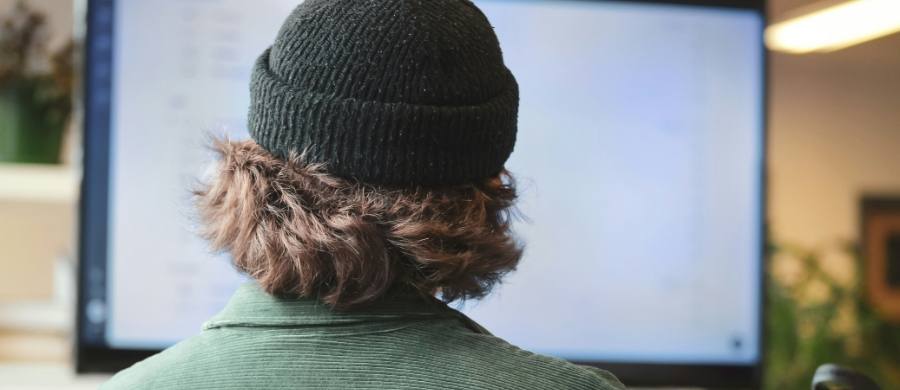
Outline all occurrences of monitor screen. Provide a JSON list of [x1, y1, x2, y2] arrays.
[[79, 0, 764, 386]]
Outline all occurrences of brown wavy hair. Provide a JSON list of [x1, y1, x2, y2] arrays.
[[195, 139, 523, 310]]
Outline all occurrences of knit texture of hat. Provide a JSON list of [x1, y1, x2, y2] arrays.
[[248, 0, 519, 186]]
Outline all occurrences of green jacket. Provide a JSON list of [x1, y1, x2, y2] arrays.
[[103, 283, 625, 389]]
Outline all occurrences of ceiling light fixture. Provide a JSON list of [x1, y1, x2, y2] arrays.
[[766, 0, 900, 54]]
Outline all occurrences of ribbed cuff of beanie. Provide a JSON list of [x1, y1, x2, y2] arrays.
[[248, 48, 519, 186]]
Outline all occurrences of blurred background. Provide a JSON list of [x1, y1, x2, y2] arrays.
[[0, 0, 898, 389]]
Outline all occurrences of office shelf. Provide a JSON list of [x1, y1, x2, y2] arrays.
[[0, 301, 69, 333], [0, 164, 79, 204]]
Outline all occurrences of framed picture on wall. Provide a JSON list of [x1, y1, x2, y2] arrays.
[[861, 196, 900, 324]]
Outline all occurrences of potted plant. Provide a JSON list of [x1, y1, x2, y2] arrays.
[[0, 1, 73, 164]]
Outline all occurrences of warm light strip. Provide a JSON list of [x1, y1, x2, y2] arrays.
[[765, 0, 900, 54]]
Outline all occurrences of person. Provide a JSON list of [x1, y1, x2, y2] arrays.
[[103, 0, 625, 389]]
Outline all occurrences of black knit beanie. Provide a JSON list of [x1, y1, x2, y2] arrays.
[[248, 0, 518, 186]]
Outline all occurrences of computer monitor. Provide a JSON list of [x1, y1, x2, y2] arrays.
[[78, 0, 766, 387]]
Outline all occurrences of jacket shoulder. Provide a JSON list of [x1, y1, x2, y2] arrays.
[[439, 327, 627, 390], [100, 334, 212, 390]]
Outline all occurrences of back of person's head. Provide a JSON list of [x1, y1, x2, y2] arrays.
[[196, 0, 522, 310]]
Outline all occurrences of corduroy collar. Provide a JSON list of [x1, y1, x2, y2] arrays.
[[202, 283, 460, 331]]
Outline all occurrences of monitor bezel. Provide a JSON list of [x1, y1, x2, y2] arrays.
[[76, 0, 768, 387]]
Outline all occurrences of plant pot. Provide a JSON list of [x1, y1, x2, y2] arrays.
[[0, 80, 68, 164]]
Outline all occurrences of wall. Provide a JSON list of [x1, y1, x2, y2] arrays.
[[768, 43, 900, 248]]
